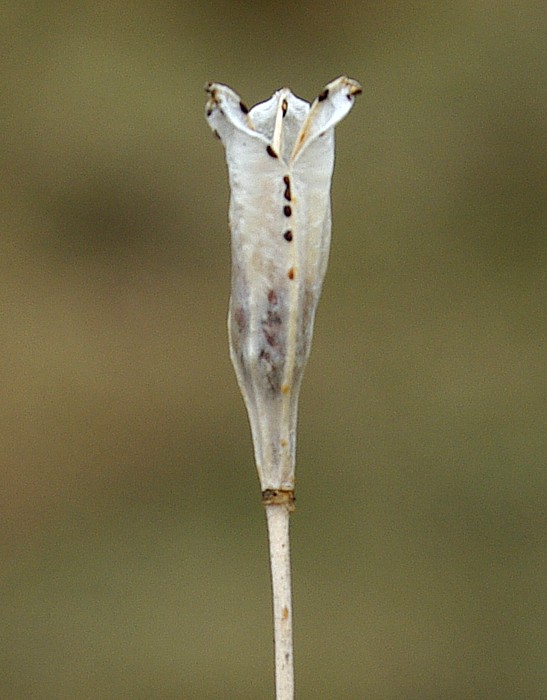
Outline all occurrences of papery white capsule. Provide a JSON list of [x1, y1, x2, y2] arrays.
[[205, 76, 361, 500]]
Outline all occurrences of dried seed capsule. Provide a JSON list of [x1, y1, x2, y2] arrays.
[[205, 76, 361, 492]]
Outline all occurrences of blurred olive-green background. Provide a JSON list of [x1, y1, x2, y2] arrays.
[[1, 2, 544, 698]]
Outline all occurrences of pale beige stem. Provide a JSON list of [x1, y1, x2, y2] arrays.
[[265, 503, 294, 700]]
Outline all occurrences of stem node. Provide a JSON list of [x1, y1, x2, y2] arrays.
[[262, 489, 296, 512]]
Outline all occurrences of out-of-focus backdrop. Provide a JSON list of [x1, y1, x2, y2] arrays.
[[1, 2, 544, 698]]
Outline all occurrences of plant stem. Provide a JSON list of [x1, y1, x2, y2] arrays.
[[265, 503, 294, 700]]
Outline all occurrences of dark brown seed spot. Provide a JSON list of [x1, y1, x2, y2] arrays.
[[346, 93, 352, 101], [206, 108, 213, 117], [283, 230, 293, 242], [318, 88, 329, 102], [283, 205, 292, 217], [288, 267, 295, 280], [281, 99, 288, 116], [266, 145, 278, 158], [239, 101, 249, 114], [283, 175, 291, 201]]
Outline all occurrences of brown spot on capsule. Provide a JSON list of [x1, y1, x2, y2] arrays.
[[318, 88, 329, 102], [280, 439, 288, 447], [266, 145, 278, 158], [281, 99, 288, 116], [282, 606, 289, 620], [263, 297, 282, 349], [288, 267, 295, 280], [283, 230, 293, 242], [281, 384, 290, 394], [206, 108, 213, 117], [283, 205, 292, 217], [233, 306, 246, 333], [239, 100, 249, 114]]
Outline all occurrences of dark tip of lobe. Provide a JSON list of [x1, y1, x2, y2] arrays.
[[317, 88, 329, 102], [266, 145, 278, 158], [239, 101, 249, 114]]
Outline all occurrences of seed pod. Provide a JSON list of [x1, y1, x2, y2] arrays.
[[205, 76, 361, 495]]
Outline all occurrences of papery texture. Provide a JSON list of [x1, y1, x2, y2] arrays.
[[206, 77, 361, 492]]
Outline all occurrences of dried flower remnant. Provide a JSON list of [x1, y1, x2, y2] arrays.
[[205, 75, 361, 498]]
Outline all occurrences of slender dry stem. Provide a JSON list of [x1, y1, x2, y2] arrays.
[[265, 503, 294, 700]]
